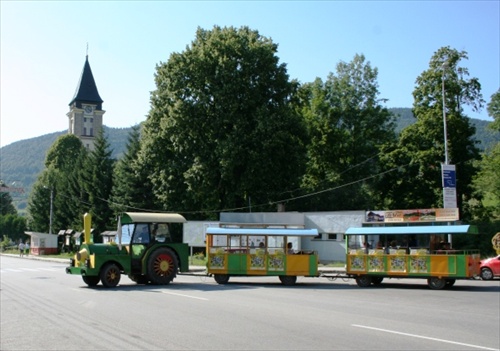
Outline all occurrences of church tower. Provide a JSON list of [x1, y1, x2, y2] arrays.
[[67, 55, 104, 151]]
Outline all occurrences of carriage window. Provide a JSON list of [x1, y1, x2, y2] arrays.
[[212, 235, 227, 247], [248, 236, 265, 248], [267, 235, 284, 249]]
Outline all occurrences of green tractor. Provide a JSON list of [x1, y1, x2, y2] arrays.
[[66, 212, 189, 288]]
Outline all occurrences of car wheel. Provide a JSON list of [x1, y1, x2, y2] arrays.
[[480, 267, 494, 280], [371, 277, 384, 285]]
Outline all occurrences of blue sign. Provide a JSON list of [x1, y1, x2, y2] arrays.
[[442, 164, 456, 188]]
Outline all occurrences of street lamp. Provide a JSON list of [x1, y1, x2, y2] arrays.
[[441, 62, 449, 165]]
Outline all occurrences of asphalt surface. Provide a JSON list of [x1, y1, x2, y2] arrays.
[[0, 252, 346, 275]]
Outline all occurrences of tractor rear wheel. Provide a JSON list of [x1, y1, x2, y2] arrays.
[[100, 263, 121, 288], [147, 248, 178, 285]]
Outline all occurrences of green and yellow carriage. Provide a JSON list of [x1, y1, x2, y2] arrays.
[[344, 224, 481, 289], [206, 227, 319, 285]]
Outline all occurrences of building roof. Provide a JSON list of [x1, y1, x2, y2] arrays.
[[69, 55, 103, 106], [206, 227, 319, 236], [345, 225, 478, 235]]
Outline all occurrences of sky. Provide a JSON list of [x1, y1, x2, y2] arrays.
[[1, 1, 499, 148]]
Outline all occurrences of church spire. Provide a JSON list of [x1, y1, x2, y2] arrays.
[[69, 54, 103, 108]]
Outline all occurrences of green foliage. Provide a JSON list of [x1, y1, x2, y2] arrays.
[[111, 125, 158, 213], [378, 47, 483, 219], [487, 89, 500, 131], [472, 143, 500, 219], [141, 25, 306, 217], [0, 214, 26, 243], [299, 54, 396, 211], [82, 130, 115, 238], [1, 181, 18, 215]]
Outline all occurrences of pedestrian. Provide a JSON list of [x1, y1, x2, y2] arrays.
[[25, 241, 30, 256], [18, 241, 25, 257]]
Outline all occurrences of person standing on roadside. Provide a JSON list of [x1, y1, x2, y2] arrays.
[[25, 241, 30, 256], [18, 241, 25, 257]]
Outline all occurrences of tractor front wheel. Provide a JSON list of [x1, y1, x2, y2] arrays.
[[147, 248, 178, 285], [100, 263, 121, 288], [82, 275, 100, 287]]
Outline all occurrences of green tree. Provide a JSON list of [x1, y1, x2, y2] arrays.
[[141, 26, 307, 218], [82, 130, 115, 237], [1, 181, 18, 215], [378, 47, 483, 218], [487, 89, 500, 131], [472, 90, 500, 221], [0, 214, 26, 244], [111, 125, 157, 213], [27, 135, 87, 233], [0, 181, 26, 243], [26, 171, 53, 233], [298, 54, 396, 211]]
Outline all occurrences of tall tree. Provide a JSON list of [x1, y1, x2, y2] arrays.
[[472, 89, 500, 220], [378, 47, 483, 218], [82, 130, 115, 237], [486, 89, 500, 131], [140, 26, 307, 218], [111, 125, 157, 213], [0, 181, 18, 215], [0, 181, 26, 243], [27, 135, 87, 233], [299, 54, 396, 211]]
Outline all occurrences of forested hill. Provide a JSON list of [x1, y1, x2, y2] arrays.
[[1, 108, 498, 211]]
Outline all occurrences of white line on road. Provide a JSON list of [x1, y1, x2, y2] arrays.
[[161, 291, 208, 301], [352, 324, 499, 351]]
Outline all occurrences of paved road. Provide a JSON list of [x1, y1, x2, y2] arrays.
[[1, 254, 499, 351]]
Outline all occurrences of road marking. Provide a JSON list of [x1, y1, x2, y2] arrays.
[[352, 324, 499, 351], [161, 291, 208, 301], [1, 269, 23, 272]]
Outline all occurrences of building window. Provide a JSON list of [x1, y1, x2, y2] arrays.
[[90, 128, 93, 136], [84, 117, 87, 123], [83, 127, 87, 136]]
